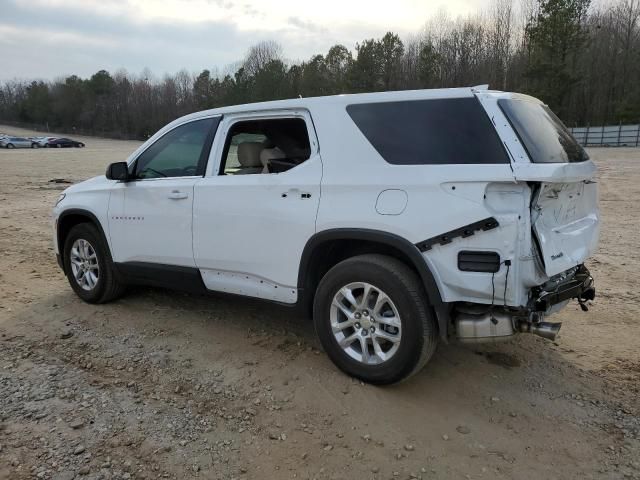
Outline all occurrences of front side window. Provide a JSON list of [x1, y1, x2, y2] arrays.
[[498, 98, 588, 163], [220, 118, 311, 175], [133, 117, 218, 179], [347, 98, 510, 165]]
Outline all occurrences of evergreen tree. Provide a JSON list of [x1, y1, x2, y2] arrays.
[[524, 0, 591, 117]]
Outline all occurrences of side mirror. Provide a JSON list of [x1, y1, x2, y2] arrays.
[[105, 162, 130, 181]]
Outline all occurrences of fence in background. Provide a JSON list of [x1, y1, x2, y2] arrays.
[[569, 124, 640, 147]]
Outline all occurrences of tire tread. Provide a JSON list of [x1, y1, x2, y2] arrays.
[[63, 223, 125, 303]]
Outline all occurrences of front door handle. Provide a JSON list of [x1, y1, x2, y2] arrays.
[[168, 190, 189, 200]]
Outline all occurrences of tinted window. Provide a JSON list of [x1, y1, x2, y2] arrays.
[[498, 99, 588, 163], [134, 117, 219, 179], [346, 98, 509, 165]]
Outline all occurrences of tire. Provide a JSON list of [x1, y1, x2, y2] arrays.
[[62, 223, 125, 303], [313, 254, 438, 385], [6, 143, 14, 149], [57, 144, 62, 148], [31, 143, 39, 148]]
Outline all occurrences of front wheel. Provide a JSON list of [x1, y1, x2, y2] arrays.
[[63, 223, 125, 303], [313, 254, 438, 384], [6, 143, 14, 149]]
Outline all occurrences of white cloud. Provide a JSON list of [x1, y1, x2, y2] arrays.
[[0, 24, 120, 48], [2, 0, 491, 81]]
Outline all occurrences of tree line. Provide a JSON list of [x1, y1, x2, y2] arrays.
[[1, 0, 638, 140]]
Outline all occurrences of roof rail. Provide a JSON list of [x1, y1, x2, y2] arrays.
[[471, 84, 490, 91]]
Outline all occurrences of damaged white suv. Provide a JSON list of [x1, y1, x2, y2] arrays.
[[52, 87, 598, 384]]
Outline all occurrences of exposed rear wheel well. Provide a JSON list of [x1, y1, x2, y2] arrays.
[[298, 229, 448, 339], [304, 239, 420, 297], [300, 238, 431, 314]]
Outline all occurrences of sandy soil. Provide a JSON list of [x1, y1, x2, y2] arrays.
[[0, 125, 638, 480]]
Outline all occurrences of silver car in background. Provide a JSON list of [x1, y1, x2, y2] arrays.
[[0, 136, 36, 148], [31, 136, 57, 147]]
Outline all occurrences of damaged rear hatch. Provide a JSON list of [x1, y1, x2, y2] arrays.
[[498, 96, 600, 277]]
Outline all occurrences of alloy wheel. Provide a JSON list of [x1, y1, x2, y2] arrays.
[[69, 238, 100, 291], [330, 282, 402, 365]]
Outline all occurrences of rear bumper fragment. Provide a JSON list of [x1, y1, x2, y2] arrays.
[[531, 264, 595, 312]]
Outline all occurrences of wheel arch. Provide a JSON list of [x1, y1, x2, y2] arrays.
[[298, 229, 451, 341], [57, 209, 110, 272]]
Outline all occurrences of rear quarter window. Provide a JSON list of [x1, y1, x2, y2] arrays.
[[498, 98, 589, 163], [346, 97, 509, 165]]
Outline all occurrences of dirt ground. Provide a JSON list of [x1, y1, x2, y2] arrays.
[[0, 125, 638, 480]]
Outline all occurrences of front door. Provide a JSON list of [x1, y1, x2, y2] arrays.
[[108, 116, 220, 267], [192, 112, 322, 303]]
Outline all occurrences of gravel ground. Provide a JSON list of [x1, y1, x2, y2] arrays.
[[0, 125, 638, 480]]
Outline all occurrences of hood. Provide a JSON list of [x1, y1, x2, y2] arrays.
[[64, 175, 110, 194]]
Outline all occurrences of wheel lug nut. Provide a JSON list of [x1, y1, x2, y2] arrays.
[[355, 312, 361, 319], [371, 326, 375, 332], [362, 329, 368, 336], [355, 322, 361, 329]]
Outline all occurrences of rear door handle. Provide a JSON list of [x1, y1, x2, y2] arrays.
[[168, 190, 189, 200], [281, 188, 311, 199]]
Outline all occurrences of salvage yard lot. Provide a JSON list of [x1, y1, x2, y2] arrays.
[[0, 125, 638, 480]]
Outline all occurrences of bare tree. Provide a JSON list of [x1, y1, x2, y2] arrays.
[[488, 0, 514, 89], [243, 40, 284, 77], [1, 0, 639, 135]]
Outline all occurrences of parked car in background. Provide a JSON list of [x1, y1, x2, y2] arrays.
[[47, 137, 85, 148], [32, 136, 58, 147], [1, 137, 36, 148]]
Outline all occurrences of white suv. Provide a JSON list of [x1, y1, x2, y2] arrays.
[[52, 88, 598, 384]]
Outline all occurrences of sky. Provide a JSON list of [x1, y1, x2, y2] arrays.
[[0, 0, 491, 82]]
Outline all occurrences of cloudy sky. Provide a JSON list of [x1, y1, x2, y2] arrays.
[[1, 0, 490, 81]]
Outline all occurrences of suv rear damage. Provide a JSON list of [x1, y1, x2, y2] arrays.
[[52, 87, 598, 384], [450, 92, 599, 345]]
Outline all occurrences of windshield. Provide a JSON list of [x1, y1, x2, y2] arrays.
[[498, 98, 588, 163]]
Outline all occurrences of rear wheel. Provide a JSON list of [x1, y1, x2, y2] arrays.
[[6, 143, 14, 149], [313, 254, 438, 384], [31, 143, 39, 148], [63, 223, 125, 303]]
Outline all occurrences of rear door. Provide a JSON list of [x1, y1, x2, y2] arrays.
[[495, 96, 599, 277], [192, 111, 321, 303]]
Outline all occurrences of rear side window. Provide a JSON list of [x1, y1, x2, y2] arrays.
[[219, 118, 311, 175], [346, 98, 509, 165], [498, 99, 588, 163]]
